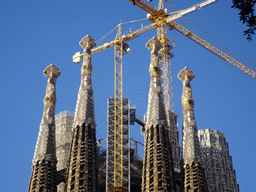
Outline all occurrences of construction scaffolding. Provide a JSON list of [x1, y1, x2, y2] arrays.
[[106, 98, 130, 192], [98, 137, 144, 192], [167, 110, 180, 173], [198, 129, 239, 192], [55, 111, 75, 192]]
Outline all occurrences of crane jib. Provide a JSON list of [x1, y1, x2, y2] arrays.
[[168, 21, 256, 80]]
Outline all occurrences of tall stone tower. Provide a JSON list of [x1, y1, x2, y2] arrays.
[[178, 67, 209, 192], [28, 64, 60, 192], [141, 37, 175, 192], [198, 129, 239, 192], [65, 35, 99, 192]]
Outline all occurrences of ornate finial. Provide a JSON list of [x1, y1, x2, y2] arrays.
[[146, 37, 162, 77], [177, 67, 195, 86], [43, 64, 61, 78], [79, 35, 96, 51], [42, 64, 60, 114], [79, 35, 96, 75], [178, 67, 195, 110], [146, 36, 161, 53]]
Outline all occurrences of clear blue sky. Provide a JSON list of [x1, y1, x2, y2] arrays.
[[0, 0, 255, 191]]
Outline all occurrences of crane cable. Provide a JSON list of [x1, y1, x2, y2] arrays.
[[96, 25, 119, 45], [121, 17, 148, 25], [165, 0, 254, 70], [96, 18, 149, 46]]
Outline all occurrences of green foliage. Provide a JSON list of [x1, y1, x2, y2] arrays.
[[232, 0, 256, 41]]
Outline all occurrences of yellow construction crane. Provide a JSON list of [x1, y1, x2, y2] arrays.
[[156, 0, 174, 125], [112, 24, 125, 192], [129, 0, 256, 109], [73, 0, 256, 111], [72, 1, 256, 191]]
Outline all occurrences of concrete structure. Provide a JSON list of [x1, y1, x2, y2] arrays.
[[65, 35, 99, 192], [198, 129, 239, 192], [178, 67, 209, 192], [28, 64, 60, 192], [141, 37, 175, 192], [55, 111, 74, 192]]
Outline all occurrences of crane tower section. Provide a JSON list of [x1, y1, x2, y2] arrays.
[[107, 24, 130, 192], [106, 98, 130, 192]]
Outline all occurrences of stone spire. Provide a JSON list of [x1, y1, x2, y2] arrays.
[[141, 37, 176, 192], [73, 35, 96, 128], [178, 67, 209, 192], [145, 37, 167, 127], [28, 64, 60, 192], [66, 35, 99, 192]]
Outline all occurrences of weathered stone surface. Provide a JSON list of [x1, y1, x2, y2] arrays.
[[142, 37, 176, 192], [178, 67, 209, 192], [65, 35, 99, 192], [198, 129, 239, 192], [28, 64, 60, 192]]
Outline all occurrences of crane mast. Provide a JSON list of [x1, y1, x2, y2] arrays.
[[108, 24, 130, 192], [113, 25, 125, 191], [157, 0, 174, 114]]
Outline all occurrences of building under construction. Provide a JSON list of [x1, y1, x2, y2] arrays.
[[27, 39, 239, 192], [198, 129, 239, 192], [26, 0, 250, 191]]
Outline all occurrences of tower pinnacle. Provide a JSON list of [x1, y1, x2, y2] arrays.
[[178, 67, 208, 192], [145, 37, 167, 128], [73, 35, 96, 129], [28, 64, 60, 192], [141, 37, 175, 192], [66, 35, 99, 192], [178, 67, 200, 164]]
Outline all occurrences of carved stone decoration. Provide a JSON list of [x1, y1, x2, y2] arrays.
[[145, 37, 167, 130], [178, 67, 209, 192], [141, 37, 176, 192], [28, 64, 60, 192], [73, 35, 96, 128], [66, 35, 99, 192]]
